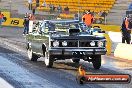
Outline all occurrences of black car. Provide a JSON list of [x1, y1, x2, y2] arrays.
[[26, 20, 107, 69]]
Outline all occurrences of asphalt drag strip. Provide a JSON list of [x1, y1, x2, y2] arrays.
[[0, 51, 105, 88], [0, 36, 131, 88], [0, 50, 131, 88]]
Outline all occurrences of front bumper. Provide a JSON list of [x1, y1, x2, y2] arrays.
[[49, 48, 107, 56]]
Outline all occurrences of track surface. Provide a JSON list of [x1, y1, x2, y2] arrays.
[[0, 27, 131, 88]]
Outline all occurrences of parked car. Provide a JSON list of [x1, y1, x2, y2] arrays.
[[26, 20, 107, 69]]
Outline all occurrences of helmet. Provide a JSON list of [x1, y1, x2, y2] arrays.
[[86, 11, 90, 14]]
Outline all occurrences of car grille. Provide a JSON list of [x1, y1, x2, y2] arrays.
[[67, 41, 78, 47], [79, 41, 90, 47], [58, 40, 98, 47]]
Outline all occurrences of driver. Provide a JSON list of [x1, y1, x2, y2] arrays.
[[47, 22, 55, 31]]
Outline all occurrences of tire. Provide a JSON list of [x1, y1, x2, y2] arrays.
[[27, 48, 38, 61], [44, 52, 54, 68], [71, 59, 80, 63], [92, 55, 101, 69]]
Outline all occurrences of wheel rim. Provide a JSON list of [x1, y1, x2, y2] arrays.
[[70, 59, 74, 62], [45, 52, 50, 66], [70, 59, 80, 63], [28, 49, 32, 60]]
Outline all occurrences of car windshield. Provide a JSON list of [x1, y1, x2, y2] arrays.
[[41, 20, 80, 34], [39, 20, 93, 35]]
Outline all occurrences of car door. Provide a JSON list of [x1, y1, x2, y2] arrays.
[[26, 20, 44, 54], [30, 21, 49, 55]]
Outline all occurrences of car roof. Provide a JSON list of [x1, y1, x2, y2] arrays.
[[44, 20, 79, 24]]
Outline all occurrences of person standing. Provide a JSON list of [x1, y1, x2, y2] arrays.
[[49, 3, 53, 14], [121, 16, 132, 44], [52, 5, 56, 12], [36, 0, 39, 7], [74, 13, 79, 20], [28, 0, 32, 10], [42, 1, 47, 7], [23, 13, 29, 35], [57, 5, 62, 14], [28, 13, 35, 33], [32, 7, 36, 15], [101, 11, 107, 24], [64, 6, 69, 14], [82, 10, 94, 28], [29, 13, 35, 20], [0, 11, 4, 28]]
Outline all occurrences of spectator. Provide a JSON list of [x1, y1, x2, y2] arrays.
[[0, 11, 4, 28], [36, 0, 39, 7], [74, 13, 79, 20], [64, 6, 69, 14], [52, 5, 56, 12], [42, 1, 47, 7], [29, 13, 35, 20], [101, 11, 107, 18], [49, 4, 55, 13], [128, 2, 132, 10], [49, 3, 53, 14], [82, 10, 94, 28], [24, 13, 29, 18], [121, 16, 132, 44], [28, 0, 32, 10], [57, 5, 62, 14], [98, 11, 102, 17], [32, 7, 36, 15], [100, 11, 107, 24], [23, 13, 29, 35]]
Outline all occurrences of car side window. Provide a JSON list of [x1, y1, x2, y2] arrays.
[[31, 21, 49, 35], [29, 21, 42, 35]]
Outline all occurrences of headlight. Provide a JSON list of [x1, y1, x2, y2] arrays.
[[90, 41, 95, 46], [98, 41, 104, 47], [62, 41, 67, 46], [53, 41, 59, 47]]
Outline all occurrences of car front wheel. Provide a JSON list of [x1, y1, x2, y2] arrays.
[[27, 48, 38, 61], [71, 59, 80, 63], [44, 52, 54, 68], [92, 55, 101, 69]]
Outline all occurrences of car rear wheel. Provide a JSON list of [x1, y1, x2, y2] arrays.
[[44, 52, 54, 68], [27, 48, 38, 61], [92, 55, 101, 69]]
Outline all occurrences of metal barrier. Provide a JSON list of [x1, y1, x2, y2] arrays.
[[114, 43, 132, 60]]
